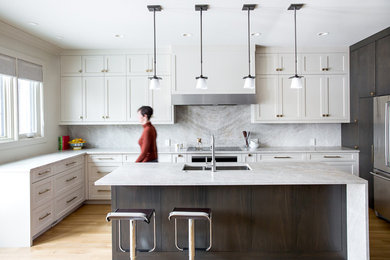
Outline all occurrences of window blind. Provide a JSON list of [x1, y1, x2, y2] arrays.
[[17, 59, 43, 82], [0, 54, 16, 77]]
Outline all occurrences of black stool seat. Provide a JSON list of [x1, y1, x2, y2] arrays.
[[106, 208, 155, 223]]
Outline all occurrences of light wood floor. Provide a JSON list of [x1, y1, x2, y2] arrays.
[[0, 204, 389, 260]]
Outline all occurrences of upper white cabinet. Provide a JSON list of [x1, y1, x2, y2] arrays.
[[255, 53, 297, 75], [301, 53, 347, 74], [60, 53, 174, 125], [127, 54, 171, 76], [252, 48, 349, 123]]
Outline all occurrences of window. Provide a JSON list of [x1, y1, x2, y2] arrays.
[[0, 74, 13, 141], [18, 79, 42, 138]]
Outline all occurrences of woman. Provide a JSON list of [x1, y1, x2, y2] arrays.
[[136, 106, 158, 163]]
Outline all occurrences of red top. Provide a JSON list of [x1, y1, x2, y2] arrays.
[[136, 122, 158, 162]]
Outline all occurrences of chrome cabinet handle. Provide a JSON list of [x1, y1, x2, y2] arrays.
[[97, 189, 111, 192], [66, 196, 78, 204], [38, 188, 50, 195], [274, 156, 291, 159], [38, 170, 50, 176], [323, 155, 341, 159], [97, 171, 111, 174], [39, 212, 51, 221], [66, 161, 76, 166], [370, 172, 390, 182], [66, 176, 77, 182], [97, 158, 114, 160]]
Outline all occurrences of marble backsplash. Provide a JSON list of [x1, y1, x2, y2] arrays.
[[67, 105, 341, 149]]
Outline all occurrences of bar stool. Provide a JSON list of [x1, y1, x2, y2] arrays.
[[168, 208, 212, 260], [106, 209, 156, 260]]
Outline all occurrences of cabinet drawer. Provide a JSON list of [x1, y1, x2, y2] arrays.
[[123, 154, 139, 162], [54, 156, 84, 174], [258, 153, 306, 161], [55, 184, 84, 219], [241, 153, 257, 163], [89, 165, 120, 181], [31, 165, 53, 183], [89, 182, 111, 200], [55, 167, 84, 196], [172, 154, 187, 163], [31, 177, 54, 209], [88, 154, 122, 163], [32, 203, 54, 236], [308, 153, 356, 161]]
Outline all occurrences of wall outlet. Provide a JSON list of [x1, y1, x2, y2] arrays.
[[165, 139, 171, 146], [310, 138, 316, 146]]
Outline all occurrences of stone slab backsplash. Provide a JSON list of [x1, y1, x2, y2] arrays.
[[67, 105, 341, 148]]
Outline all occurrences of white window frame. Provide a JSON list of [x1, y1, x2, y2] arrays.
[[0, 49, 46, 150], [0, 75, 15, 142]]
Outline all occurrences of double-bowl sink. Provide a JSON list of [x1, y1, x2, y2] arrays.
[[182, 164, 252, 171]]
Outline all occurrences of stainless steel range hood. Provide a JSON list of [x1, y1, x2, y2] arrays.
[[171, 94, 257, 105]]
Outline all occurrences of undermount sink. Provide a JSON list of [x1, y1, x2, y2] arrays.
[[182, 164, 252, 171]]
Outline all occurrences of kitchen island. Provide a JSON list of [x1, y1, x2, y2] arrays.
[[95, 162, 368, 260]]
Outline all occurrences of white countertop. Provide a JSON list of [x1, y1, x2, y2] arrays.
[[0, 146, 358, 173], [95, 162, 366, 186]]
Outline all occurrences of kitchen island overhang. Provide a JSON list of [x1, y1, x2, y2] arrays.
[[96, 162, 368, 260]]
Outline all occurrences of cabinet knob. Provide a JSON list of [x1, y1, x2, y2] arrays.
[[353, 119, 358, 123], [102, 116, 105, 119], [101, 69, 105, 72], [178, 154, 183, 158], [79, 69, 83, 73], [248, 154, 252, 157], [370, 92, 375, 96], [80, 116, 83, 119], [106, 116, 109, 119], [322, 114, 326, 117], [105, 69, 109, 72], [354, 145, 359, 150], [326, 114, 330, 117]]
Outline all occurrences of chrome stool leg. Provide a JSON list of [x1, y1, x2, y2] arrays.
[[130, 220, 136, 260], [188, 218, 195, 260]]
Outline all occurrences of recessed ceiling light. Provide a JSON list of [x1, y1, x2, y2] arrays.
[[114, 34, 124, 38], [28, 22, 38, 26], [251, 32, 261, 37], [182, 33, 192, 37], [317, 32, 329, 36]]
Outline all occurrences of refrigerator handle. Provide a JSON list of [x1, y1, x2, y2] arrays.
[[386, 102, 390, 167], [371, 144, 374, 164]]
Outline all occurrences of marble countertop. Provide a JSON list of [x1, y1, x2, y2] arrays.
[[0, 146, 358, 172], [95, 162, 367, 186]]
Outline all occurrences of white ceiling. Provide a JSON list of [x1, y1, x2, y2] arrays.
[[0, 0, 389, 50]]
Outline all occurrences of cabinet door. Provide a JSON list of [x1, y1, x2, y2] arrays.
[[127, 55, 150, 75], [105, 55, 126, 76], [251, 76, 279, 122], [325, 53, 347, 74], [279, 76, 302, 120], [255, 54, 279, 74], [105, 77, 127, 122], [60, 56, 82, 76], [302, 54, 322, 74], [152, 54, 171, 75], [150, 76, 173, 123], [325, 75, 349, 121], [278, 54, 297, 75], [84, 77, 105, 122], [82, 56, 105, 76], [376, 35, 390, 96], [303, 76, 324, 120], [128, 77, 149, 121], [356, 43, 376, 98], [60, 77, 83, 122]]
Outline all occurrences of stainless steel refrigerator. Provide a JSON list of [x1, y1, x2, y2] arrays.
[[372, 95, 390, 221]]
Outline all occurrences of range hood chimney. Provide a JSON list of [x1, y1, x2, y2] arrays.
[[171, 94, 257, 105]]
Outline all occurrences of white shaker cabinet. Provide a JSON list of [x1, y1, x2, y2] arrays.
[[127, 54, 171, 76], [255, 53, 297, 75], [128, 77, 149, 121], [84, 77, 105, 122], [82, 56, 105, 76], [60, 56, 83, 76], [105, 77, 127, 122], [82, 55, 126, 76], [60, 77, 83, 122], [301, 53, 347, 74]]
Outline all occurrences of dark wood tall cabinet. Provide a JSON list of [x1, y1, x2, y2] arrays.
[[342, 27, 390, 208]]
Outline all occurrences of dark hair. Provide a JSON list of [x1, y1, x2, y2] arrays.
[[137, 106, 153, 120]]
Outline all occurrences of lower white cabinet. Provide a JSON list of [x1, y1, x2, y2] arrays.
[[55, 184, 85, 219], [240, 153, 257, 163], [307, 152, 358, 176], [32, 203, 54, 237], [258, 153, 306, 161]]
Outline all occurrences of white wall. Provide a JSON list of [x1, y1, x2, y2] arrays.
[[0, 21, 66, 164]]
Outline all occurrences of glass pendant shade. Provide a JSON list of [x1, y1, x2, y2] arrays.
[[149, 76, 161, 90], [195, 77, 208, 90], [290, 76, 303, 89], [243, 76, 255, 89]]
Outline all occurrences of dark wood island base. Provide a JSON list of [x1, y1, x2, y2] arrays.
[[111, 185, 347, 260]]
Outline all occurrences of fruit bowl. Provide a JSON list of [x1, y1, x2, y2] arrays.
[[69, 143, 85, 150]]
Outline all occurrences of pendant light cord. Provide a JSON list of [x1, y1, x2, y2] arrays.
[[294, 7, 297, 76], [200, 8, 203, 77], [153, 9, 157, 78], [247, 9, 251, 76]]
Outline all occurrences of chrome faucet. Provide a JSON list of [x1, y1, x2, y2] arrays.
[[210, 135, 216, 172]]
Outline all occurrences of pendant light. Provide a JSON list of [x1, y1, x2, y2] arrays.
[[147, 5, 162, 90], [288, 4, 304, 89], [242, 4, 256, 89], [195, 5, 209, 90]]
